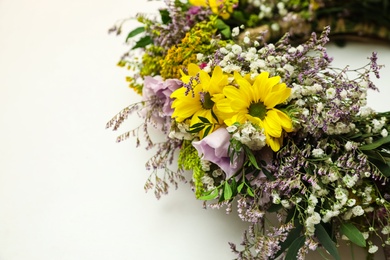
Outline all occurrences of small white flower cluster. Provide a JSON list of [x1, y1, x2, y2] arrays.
[[247, 0, 288, 24], [342, 174, 359, 189], [168, 122, 193, 140], [227, 122, 266, 150], [344, 141, 358, 151], [212, 42, 297, 81], [368, 117, 388, 137], [305, 212, 321, 236], [201, 174, 215, 190], [320, 167, 340, 184], [311, 148, 325, 158]]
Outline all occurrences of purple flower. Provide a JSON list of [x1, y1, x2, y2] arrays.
[[192, 128, 244, 178], [142, 76, 181, 115], [141, 76, 181, 132]]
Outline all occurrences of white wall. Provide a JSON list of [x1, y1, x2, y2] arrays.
[[0, 0, 389, 259]]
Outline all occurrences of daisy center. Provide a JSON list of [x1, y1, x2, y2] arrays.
[[248, 102, 267, 120], [201, 92, 214, 110]]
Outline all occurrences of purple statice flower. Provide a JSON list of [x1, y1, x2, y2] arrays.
[[192, 127, 244, 179], [141, 76, 181, 132]]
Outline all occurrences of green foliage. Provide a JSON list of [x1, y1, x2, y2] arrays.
[[132, 36, 152, 50], [340, 223, 366, 248], [315, 224, 341, 260], [215, 19, 231, 39], [125, 26, 145, 42], [187, 116, 217, 138], [178, 140, 205, 197], [159, 9, 171, 24], [284, 236, 305, 260]]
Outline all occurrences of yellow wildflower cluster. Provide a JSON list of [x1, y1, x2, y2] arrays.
[[160, 19, 222, 79], [140, 45, 164, 78]]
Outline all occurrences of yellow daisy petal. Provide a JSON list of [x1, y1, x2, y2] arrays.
[[273, 108, 293, 132], [266, 135, 283, 152], [264, 84, 291, 108]]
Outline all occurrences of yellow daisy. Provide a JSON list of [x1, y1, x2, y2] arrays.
[[217, 71, 293, 151], [171, 64, 228, 138]]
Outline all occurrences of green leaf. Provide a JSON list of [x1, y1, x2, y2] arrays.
[[246, 185, 254, 197], [267, 203, 283, 212], [198, 116, 210, 124], [224, 181, 233, 200], [237, 182, 245, 193], [159, 9, 171, 24], [243, 145, 260, 169], [215, 19, 231, 39], [190, 123, 204, 129], [187, 126, 205, 133], [285, 236, 305, 260], [125, 27, 145, 42], [198, 189, 218, 200], [359, 135, 390, 150], [132, 36, 152, 49], [203, 126, 212, 137], [232, 11, 246, 23], [261, 167, 275, 181], [315, 224, 341, 260], [211, 109, 219, 123], [273, 224, 303, 259], [285, 207, 297, 223], [340, 223, 366, 247], [230, 178, 237, 193], [368, 158, 390, 177]]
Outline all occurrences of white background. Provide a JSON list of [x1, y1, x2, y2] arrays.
[[0, 0, 390, 259]]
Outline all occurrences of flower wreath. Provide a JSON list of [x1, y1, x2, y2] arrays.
[[108, 0, 390, 259]]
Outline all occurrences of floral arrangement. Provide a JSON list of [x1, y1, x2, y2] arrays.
[[107, 0, 390, 259]]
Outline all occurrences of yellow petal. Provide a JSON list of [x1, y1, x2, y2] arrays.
[[199, 70, 211, 92], [273, 108, 293, 132], [188, 63, 201, 76], [189, 0, 207, 7], [236, 78, 253, 104], [263, 111, 282, 137], [246, 114, 262, 126], [264, 84, 291, 108], [253, 71, 271, 102], [172, 102, 201, 122], [170, 87, 186, 99], [266, 135, 283, 152]]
